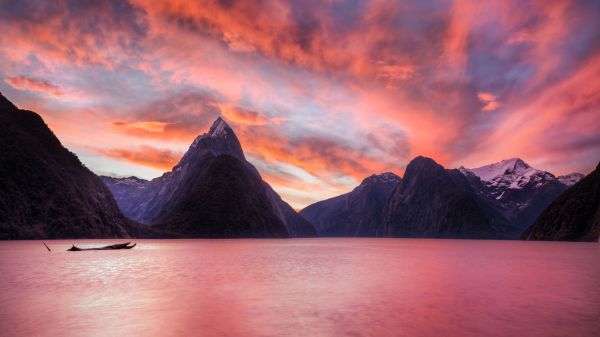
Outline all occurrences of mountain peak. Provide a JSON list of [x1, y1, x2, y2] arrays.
[[469, 158, 532, 182], [360, 172, 401, 186], [177, 116, 245, 170], [399, 156, 447, 186], [506, 158, 530, 169], [0, 92, 17, 111], [208, 116, 231, 138], [187, 117, 237, 149], [406, 156, 444, 172]]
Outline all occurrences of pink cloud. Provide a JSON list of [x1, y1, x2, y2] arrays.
[[5, 76, 64, 96], [478, 92, 501, 112]]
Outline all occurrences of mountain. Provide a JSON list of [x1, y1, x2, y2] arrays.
[[381, 157, 502, 239], [100, 176, 150, 220], [0, 92, 152, 239], [153, 155, 290, 238], [300, 173, 401, 236], [523, 162, 600, 242], [557, 173, 585, 186], [459, 158, 581, 233], [102, 117, 316, 238]]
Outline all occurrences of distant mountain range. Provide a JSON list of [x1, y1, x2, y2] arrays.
[[300, 173, 401, 236], [0, 91, 596, 241], [102, 117, 316, 238], [461, 158, 580, 233], [302, 156, 588, 240]]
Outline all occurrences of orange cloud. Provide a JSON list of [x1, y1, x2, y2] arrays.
[[223, 32, 257, 53], [88, 146, 182, 171], [477, 92, 496, 102], [5, 76, 64, 96], [113, 121, 170, 133], [219, 105, 286, 126], [259, 169, 352, 207], [236, 125, 398, 182], [478, 92, 501, 112], [482, 101, 501, 112]]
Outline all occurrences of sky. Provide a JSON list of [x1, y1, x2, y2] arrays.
[[0, 0, 599, 209]]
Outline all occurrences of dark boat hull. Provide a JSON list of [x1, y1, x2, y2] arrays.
[[67, 242, 136, 251]]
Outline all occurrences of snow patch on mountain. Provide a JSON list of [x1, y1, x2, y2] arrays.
[[188, 117, 231, 150], [209, 116, 229, 138], [470, 158, 529, 182], [361, 172, 401, 185], [103, 176, 149, 189], [557, 173, 584, 186], [466, 158, 556, 190], [458, 158, 575, 232]]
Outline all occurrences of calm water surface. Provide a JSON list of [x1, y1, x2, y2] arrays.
[[0, 239, 598, 337]]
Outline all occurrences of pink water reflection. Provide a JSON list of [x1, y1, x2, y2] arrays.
[[0, 239, 598, 337]]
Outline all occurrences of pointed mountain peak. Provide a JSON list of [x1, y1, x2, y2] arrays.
[[188, 117, 236, 147], [178, 116, 245, 168], [503, 158, 530, 170], [208, 116, 231, 138]]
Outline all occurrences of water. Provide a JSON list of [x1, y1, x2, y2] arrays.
[[0, 239, 598, 337]]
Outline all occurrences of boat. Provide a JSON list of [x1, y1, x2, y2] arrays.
[[67, 242, 137, 251]]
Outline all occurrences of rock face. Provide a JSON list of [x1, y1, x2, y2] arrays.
[[381, 157, 501, 239], [102, 117, 316, 238], [300, 173, 401, 236], [0, 93, 145, 239], [523, 162, 600, 242], [154, 155, 289, 238], [459, 158, 580, 234]]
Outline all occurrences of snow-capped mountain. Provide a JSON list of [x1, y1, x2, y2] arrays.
[[459, 158, 582, 232], [102, 117, 316, 238], [465, 158, 557, 197]]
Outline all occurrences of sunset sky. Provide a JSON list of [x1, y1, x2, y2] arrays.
[[1, 0, 599, 208]]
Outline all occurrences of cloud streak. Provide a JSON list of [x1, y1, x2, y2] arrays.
[[88, 146, 182, 171], [5, 76, 64, 96]]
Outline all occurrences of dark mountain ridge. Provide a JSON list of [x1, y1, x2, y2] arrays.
[[523, 161, 600, 241], [300, 172, 401, 236], [381, 156, 501, 239], [0, 92, 156, 239]]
